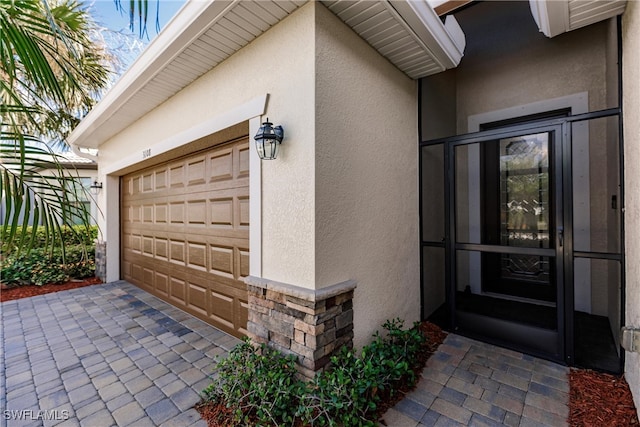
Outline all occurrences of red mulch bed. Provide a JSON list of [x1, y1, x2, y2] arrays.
[[569, 368, 639, 426], [0, 276, 102, 303]]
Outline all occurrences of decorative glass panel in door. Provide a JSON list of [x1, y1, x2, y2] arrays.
[[483, 133, 555, 302]]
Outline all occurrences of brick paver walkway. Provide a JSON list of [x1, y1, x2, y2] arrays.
[[0, 281, 239, 427], [381, 334, 570, 427], [1, 281, 570, 427]]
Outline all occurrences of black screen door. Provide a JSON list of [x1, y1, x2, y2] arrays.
[[449, 125, 564, 360]]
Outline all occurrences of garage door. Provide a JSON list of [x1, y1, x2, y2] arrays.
[[121, 137, 250, 337]]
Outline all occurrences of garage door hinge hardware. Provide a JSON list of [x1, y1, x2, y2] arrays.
[[621, 327, 640, 353]]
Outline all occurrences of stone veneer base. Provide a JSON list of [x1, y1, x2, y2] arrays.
[[244, 276, 357, 379], [95, 240, 107, 282]]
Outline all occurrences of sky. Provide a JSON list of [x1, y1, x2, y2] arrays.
[[88, 0, 185, 39], [83, 1, 186, 80]]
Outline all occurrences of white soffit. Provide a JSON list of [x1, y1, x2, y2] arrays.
[[530, 0, 627, 38], [69, 0, 465, 150], [322, 0, 465, 79]]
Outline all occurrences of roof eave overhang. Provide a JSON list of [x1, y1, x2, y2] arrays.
[[68, 1, 236, 150], [530, 0, 627, 38], [68, 0, 466, 150], [391, 0, 465, 70]]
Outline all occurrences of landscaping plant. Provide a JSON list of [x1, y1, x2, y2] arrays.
[[0, 225, 97, 286], [1, 245, 95, 286], [201, 338, 304, 426], [200, 318, 426, 427]]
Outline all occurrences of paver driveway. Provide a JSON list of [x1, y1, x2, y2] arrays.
[[1, 281, 239, 427], [1, 280, 570, 427]]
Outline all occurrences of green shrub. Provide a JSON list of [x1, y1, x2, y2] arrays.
[[0, 244, 95, 286], [298, 318, 425, 426], [202, 319, 426, 427], [202, 338, 304, 426], [1, 225, 98, 255], [297, 346, 379, 427]]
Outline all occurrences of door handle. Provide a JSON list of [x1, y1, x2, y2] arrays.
[[558, 228, 564, 247]]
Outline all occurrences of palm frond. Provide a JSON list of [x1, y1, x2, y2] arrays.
[[0, 136, 95, 255], [0, 0, 109, 257]]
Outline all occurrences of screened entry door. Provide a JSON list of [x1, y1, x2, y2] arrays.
[[422, 112, 623, 371], [449, 124, 565, 360]]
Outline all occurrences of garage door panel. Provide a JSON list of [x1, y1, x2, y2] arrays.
[[142, 236, 154, 256], [155, 238, 168, 260], [238, 196, 249, 229], [122, 136, 249, 337], [170, 277, 186, 304], [210, 197, 233, 227], [187, 200, 207, 225], [187, 155, 207, 186], [131, 234, 141, 253], [169, 239, 186, 265], [142, 204, 154, 223], [238, 145, 250, 178], [187, 241, 207, 271], [155, 204, 168, 223], [209, 148, 234, 182], [156, 272, 169, 295], [170, 202, 185, 224], [209, 289, 234, 324], [188, 281, 208, 315], [169, 164, 185, 189], [142, 173, 153, 192], [143, 268, 154, 287], [238, 248, 250, 279], [155, 168, 168, 190], [210, 245, 233, 277]]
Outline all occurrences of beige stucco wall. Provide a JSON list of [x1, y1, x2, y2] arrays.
[[96, 3, 317, 288], [92, 2, 422, 348], [454, 2, 612, 132], [314, 3, 420, 348], [623, 0, 640, 413]]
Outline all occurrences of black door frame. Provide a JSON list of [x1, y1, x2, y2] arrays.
[[419, 107, 624, 369]]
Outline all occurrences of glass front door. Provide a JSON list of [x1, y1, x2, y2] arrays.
[[450, 126, 564, 360]]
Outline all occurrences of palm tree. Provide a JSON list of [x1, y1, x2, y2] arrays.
[[1, 0, 110, 255]]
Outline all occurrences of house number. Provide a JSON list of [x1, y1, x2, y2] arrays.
[[142, 148, 151, 159]]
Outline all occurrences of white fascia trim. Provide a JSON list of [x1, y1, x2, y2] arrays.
[[67, 0, 239, 148], [389, 0, 465, 69], [70, 143, 98, 162], [529, 0, 570, 38], [103, 94, 268, 175]]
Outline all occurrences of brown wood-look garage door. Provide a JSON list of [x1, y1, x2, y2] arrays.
[[121, 137, 249, 337]]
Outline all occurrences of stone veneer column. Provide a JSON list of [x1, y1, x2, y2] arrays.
[[244, 277, 357, 379], [95, 241, 107, 282]]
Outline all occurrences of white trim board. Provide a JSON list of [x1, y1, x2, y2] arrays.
[[103, 94, 268, 175]]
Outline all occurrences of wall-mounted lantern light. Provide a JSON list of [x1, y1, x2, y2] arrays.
[[254, 118, 284, 160], [90, 180, 103, 195]]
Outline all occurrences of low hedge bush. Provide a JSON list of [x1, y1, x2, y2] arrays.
[[0, 244, 95, 286], [1, 225, 98, 255], [201, 318, 426, 427]]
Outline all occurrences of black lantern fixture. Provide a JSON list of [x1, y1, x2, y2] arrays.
[[89, 180, 103, 195], [254, 118, 284, 160]]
